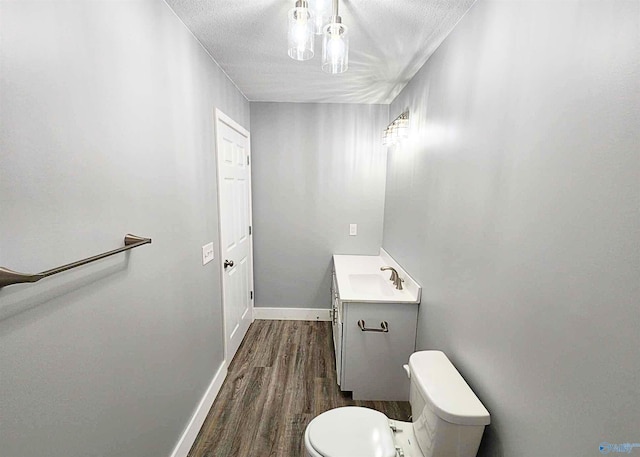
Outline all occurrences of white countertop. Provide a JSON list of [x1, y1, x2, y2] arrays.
[[333, 249, 421, 303]]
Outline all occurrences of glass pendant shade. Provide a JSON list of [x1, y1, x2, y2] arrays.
[[309, 0, 331, 34], [288, 1, 314, 61], [322, 21, 348, 74]]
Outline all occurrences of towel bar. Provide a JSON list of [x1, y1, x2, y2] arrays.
[[0, 234, 151, 288]]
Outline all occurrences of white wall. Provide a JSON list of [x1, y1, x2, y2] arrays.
[[0, 1, 248, 456], [383, 1, 639, 455], [250, 102, 389, 309]]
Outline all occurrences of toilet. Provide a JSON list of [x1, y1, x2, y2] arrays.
[[304, 351, 490, 457]]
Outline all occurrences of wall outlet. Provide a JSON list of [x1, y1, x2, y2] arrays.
[[202, 242, 214, 265], [349, 224, 358, 236]]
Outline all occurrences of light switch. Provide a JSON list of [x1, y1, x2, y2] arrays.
[[202, 242, 214, 265], [349, 224, 358, 236]]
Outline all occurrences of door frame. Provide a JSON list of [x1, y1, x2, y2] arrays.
[[214, 108, 254, 365]]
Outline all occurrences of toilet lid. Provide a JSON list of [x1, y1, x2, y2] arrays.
[[307, 407, 396, 457]]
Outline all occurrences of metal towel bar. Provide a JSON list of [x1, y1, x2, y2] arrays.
[[0, 234, 152, 288], [357, 320, 389, 333]]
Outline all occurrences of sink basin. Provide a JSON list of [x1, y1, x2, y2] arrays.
[[333, 253, 421, 303], [348, 274, 395, 297]]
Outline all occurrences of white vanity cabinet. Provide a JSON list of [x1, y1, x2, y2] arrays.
[[331, 251, 421, 401]]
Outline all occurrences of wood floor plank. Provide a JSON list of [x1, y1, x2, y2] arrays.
[[188, 321, 411, 457]]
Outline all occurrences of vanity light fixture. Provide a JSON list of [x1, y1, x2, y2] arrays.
[[383, 111, 410, 146], [287, 0, 349, 74]]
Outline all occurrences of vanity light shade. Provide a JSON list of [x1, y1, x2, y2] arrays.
[[382, 127, 392, 146], [395, 117, 409, 140], [388, 124, 399, 144], [288, 1, 315, 61], [322, 21, 348, 74]]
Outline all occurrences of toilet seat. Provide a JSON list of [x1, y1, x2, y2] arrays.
[[305, 407, 396, 457]]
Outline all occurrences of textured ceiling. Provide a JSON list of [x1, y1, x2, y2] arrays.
[[165, 0, 476, 103]]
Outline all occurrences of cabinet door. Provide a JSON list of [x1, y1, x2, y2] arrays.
[[333, 296, 343, 385], [330, 271, 342, 385], [342, 302, 417, 401]]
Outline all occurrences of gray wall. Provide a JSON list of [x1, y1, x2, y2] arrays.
[[250, 102, 388, 309], [383, 1, 639, 455], [0, 2, 249, 457]]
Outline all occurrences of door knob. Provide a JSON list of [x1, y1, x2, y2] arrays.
[[224, 259, 234, 269]]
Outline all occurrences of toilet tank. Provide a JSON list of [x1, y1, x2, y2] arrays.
[[408, 351, 490, 457]]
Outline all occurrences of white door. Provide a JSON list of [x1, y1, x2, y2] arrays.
[[215, 109, 253, 363]]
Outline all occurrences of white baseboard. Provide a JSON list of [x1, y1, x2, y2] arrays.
[[253, 307, 331, 321], [170, 360, 227, 457]]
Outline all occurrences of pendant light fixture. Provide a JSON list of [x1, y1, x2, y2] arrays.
[[288, 0, 315, 61], [287, 0, 348, 73], [322, 0, 348, 74]]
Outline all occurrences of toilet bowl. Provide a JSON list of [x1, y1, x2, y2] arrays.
[[304, 351, 490, 457]]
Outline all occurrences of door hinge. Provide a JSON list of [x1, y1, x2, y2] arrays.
[[250, 291, 253, 300], [247, 155, 250, 165], [249, 225, 252, 235]]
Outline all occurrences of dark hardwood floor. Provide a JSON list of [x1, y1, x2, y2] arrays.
[[188, 320, 411, 457]]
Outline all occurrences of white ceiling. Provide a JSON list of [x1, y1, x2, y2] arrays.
[[165, 0, 476, 104]]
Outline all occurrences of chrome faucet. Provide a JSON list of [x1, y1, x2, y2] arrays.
[[380, 266, 404, 290]]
